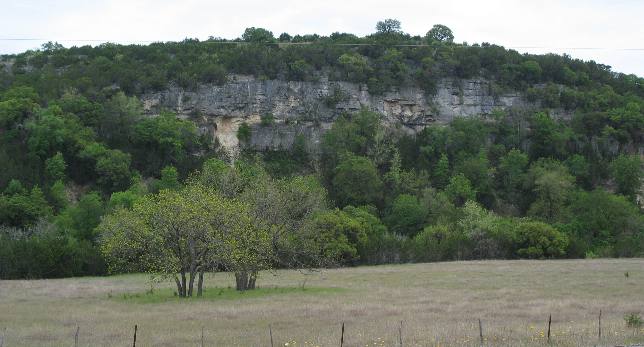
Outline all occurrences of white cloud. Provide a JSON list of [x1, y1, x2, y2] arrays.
[[1, 0, 643, 75]]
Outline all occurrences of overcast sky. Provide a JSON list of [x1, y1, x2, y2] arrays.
[[2, 0, 643, 76]]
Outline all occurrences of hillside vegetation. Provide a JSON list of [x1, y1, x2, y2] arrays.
[[0, 20, 642, 280]]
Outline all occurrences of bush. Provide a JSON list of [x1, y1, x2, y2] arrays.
[[343, 206, 402, 264], [304, 209, 366, 265], [0, 222, 106, 279], [237, 122, 252, 143], [516, 220, 568, 259], [331, 155, 383, 208], [624, 313, 643, 329], [323, 87, 349, 108], [413, 225, 467, 262], [384, 194, 426, 237], [260, 113, 275, 126]]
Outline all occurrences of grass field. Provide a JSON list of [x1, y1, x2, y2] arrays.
[[0, 259, 643, 346]]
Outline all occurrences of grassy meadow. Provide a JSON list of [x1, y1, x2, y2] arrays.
[[0, 259, 643, 346]]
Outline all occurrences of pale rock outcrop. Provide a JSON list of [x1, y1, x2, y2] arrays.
[[141, 75, 529, 153]]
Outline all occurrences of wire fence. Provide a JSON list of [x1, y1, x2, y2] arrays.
[[1, 312, 643, 347]]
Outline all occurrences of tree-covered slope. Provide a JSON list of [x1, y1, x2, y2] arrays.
[[0, 21, 642, 279]]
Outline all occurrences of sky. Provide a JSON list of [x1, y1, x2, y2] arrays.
[[1, 0, 643, 76]]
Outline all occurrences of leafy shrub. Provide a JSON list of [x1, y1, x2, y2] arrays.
[[412, 225, 467, 262], [516, 221, 568, 259], [237, 122, 252, 143], [260, 113, 275, 126], [384, 194, 426, 237], [624, 313, 643, 329], [323, 86, 349, 108]]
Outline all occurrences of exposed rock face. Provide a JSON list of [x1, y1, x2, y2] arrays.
[[0, 59, 14, 73], [141, 75, 528, 153]]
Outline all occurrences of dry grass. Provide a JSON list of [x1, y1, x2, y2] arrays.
[[1, 259, 643, 346]]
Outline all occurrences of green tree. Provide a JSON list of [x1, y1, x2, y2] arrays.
[[426, 24, 454, 43], [528, 112, 570, 160], [278, 32, 292, 42], [0, 86, 39, 128], [303, 209, 366, 265], [26, 106, 93, 160], [338, 53, 371, 82], [48, 180, 68, 212], [55, 192, 104, 242], [320, 110, 382, 184], [99, 184, 270, 296], [238, 173, 329, 271], [447, 117, 491, 158], [195, 159, 332, 281], [497, 149, 529, 205], [453, 201, 492, 258], [155, 165, 181, 191], [420, 188, 459, 226], [516, 220, 568, 259], [565, 154, 591, 189], [287, 60, 314, 81], [454, 151, 493, 207], [95, 148, 133, 194], [376, 19, 402, 34], [79, 143, 132, 194], [100, 92, 142, 149], [343, 206, 398, 264], [527, 162, 574, 223], [0, 185, 52, 227], [132, 111, 202, 175], [55, 92, 103, 127], [565, 189, 643, 257], [384, 194, 426, 236], [242, 27, 275, 43], [521, 60, 542, 83], [0, 221, 104, 279], [4, 179, 26, 196], [444, 174, 475, 206], [373, 49, 408, 89], [608, 102, 643, 143], [106, 175, 147, 211], [45, 152, 66, 183], [433, 154, 450, 189], [332, 155, 383, 207], [611, 154, 642, 201], [413, 224, 464, 262]]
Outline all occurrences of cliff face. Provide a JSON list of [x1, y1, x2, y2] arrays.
[[141, 75, 528, 153]]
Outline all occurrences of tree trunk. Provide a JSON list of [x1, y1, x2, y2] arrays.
[[248, 271, 257, 290], [188, 270, 196, 297], [174, 275, 183, 297], [180, 271, 187, 297], [235, 271, 248, 291], [235, 271, 258, 291], [197, 271, 204, 297]]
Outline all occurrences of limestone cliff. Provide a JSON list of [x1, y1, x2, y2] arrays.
[[141, 75, 529, 154]]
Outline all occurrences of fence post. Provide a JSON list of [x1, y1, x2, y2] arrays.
[[547, 314, 551, 344], [133, 324, 138, 347], [340, 322, 345, 347], [598, 310, 602, 340], [74, 326, 80, 347], [0, 327, 5, 347], [478, 319, 483, 346], [269, 324, 274, 347], [399, 320, 403, 347]]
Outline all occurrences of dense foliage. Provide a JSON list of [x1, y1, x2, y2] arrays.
[[0, 21, 642, 280]]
